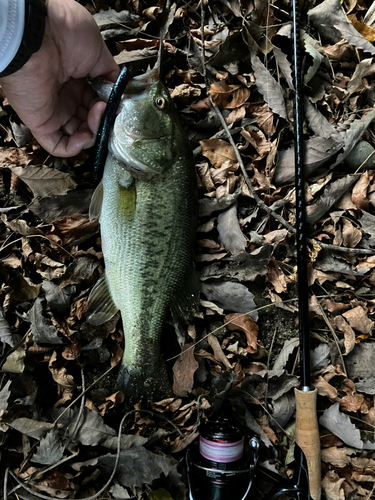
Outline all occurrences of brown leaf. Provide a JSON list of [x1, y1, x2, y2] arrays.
[[98, 391, 124, 415], [313, 376, 338, 400], [208, 334, 232, 369], [9, 165, 77, 197], [0, 146, 34, 168], [170, 84, 201, 103], [240, 128, 271, 159], [48, 351, 76, 405], [322, 470, 346, 500], [47, 214, 98, 246], [264, 229, 288, 245], [343, 306, 374, 334], [321, 447, 353, 468], [200, 138, 237, 168], [225, 105, 247, 125], [1, 214, 43, 237], [340, 378, 365, 412], [61, 343, 81, 361], [323, 300, 349, 314], [334, 315, 356, 355], [210, 159, 238, 185], [172, 344, 199, 397], [110, 343, 123, 367], [225, 313, 258, 354], [352, 171, 372, 209], [341, 219, 362, 248], [209, 81, 250, 109], [348, 14, 375, 42], [33, 470, 75, 498], [170, 431, 199, 453], [267, 258, 288, 294]]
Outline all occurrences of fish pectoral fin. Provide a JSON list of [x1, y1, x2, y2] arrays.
[[86, 275, 118, 325], [170, 260, 200, 322], [89, 181, 103, 222]]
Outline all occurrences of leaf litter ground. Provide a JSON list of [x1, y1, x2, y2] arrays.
[[2, 0, 375, 499]]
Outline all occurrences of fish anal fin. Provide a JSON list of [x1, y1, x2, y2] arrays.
[[86, 274, 118, 325], [89, 181, 103, 222], [170, 261, 200, 323]]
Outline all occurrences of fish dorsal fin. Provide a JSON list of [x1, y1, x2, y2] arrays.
[[170, 260, 200, 322], [89, 181, 103, 222], [86, 274, 118, 325]]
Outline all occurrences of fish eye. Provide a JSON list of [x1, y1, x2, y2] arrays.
[[154, 97, 166, 109]]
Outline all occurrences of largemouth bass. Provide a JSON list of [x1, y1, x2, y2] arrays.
[[87, 69, 198, 403]]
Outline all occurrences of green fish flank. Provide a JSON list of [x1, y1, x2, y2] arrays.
[[87, 70, 198, 404]]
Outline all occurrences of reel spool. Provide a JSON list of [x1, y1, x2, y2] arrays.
[[186, 419, 260, 500]]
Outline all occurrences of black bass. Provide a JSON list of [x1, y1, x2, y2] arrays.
[[87, 69, 198, 403]]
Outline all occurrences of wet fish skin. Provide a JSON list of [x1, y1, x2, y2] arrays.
[[87, 70, 197, 403]]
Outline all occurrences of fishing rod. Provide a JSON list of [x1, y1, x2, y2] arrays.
[[291, 0, 322, 495], [267, 0, 322, 498]]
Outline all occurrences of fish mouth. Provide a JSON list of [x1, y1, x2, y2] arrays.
[[124, 131, 167, 141]]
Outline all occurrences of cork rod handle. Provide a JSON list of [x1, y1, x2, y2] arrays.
[[295, 387, 321, 500]]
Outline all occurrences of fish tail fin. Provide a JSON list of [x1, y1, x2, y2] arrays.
[[115, 358, 172, 405]]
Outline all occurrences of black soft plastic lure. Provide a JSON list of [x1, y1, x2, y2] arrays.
[[91, 66, 133, 184]]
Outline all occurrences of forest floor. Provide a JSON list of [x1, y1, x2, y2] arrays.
[[2, 0, 375, 499]]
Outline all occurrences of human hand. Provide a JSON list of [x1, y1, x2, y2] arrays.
[[0, 0, 119, 157]]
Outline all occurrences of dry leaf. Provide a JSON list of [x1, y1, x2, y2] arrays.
[[342, 306, 373, 334], [217, 204, 247, 255], [208, 334, 232, 369], [47, 214, 98, 246], [9, 165, 77, 197], [225, 312, 258, 354], [322, 470, 346, 500], [250, 53, 287, 119], [334, 315, 356, 355], [200, 138, 237, 168], [340, 378, 365, 412], [352, 171, 372, 209], [348, 14, 375, 42], [48, 352, 76, 405], [267, 258, 288, 294], [209, 81, 250, 109], [313, 376, 338, 400], [172, 344, 199, 397], [341, 218, 362, 248], [321, 447, 353, 468]]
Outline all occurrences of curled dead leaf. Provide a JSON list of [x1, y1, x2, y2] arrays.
[[61, 343, 81, 361], [208, 334, 232, 369], [267, 258, 288, 294], [334, 315, 355, 355], [340, 378, 365, 413], [225, 313, 258, 354]]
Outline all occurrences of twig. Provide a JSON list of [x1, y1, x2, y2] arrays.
[[316, 297, 347, 377], [63, 365, 86, 448], [4, 467, 9, 500], [125, 409, 185, 438], [8, 411, 136, 500], [53, 364, 116, 425]]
